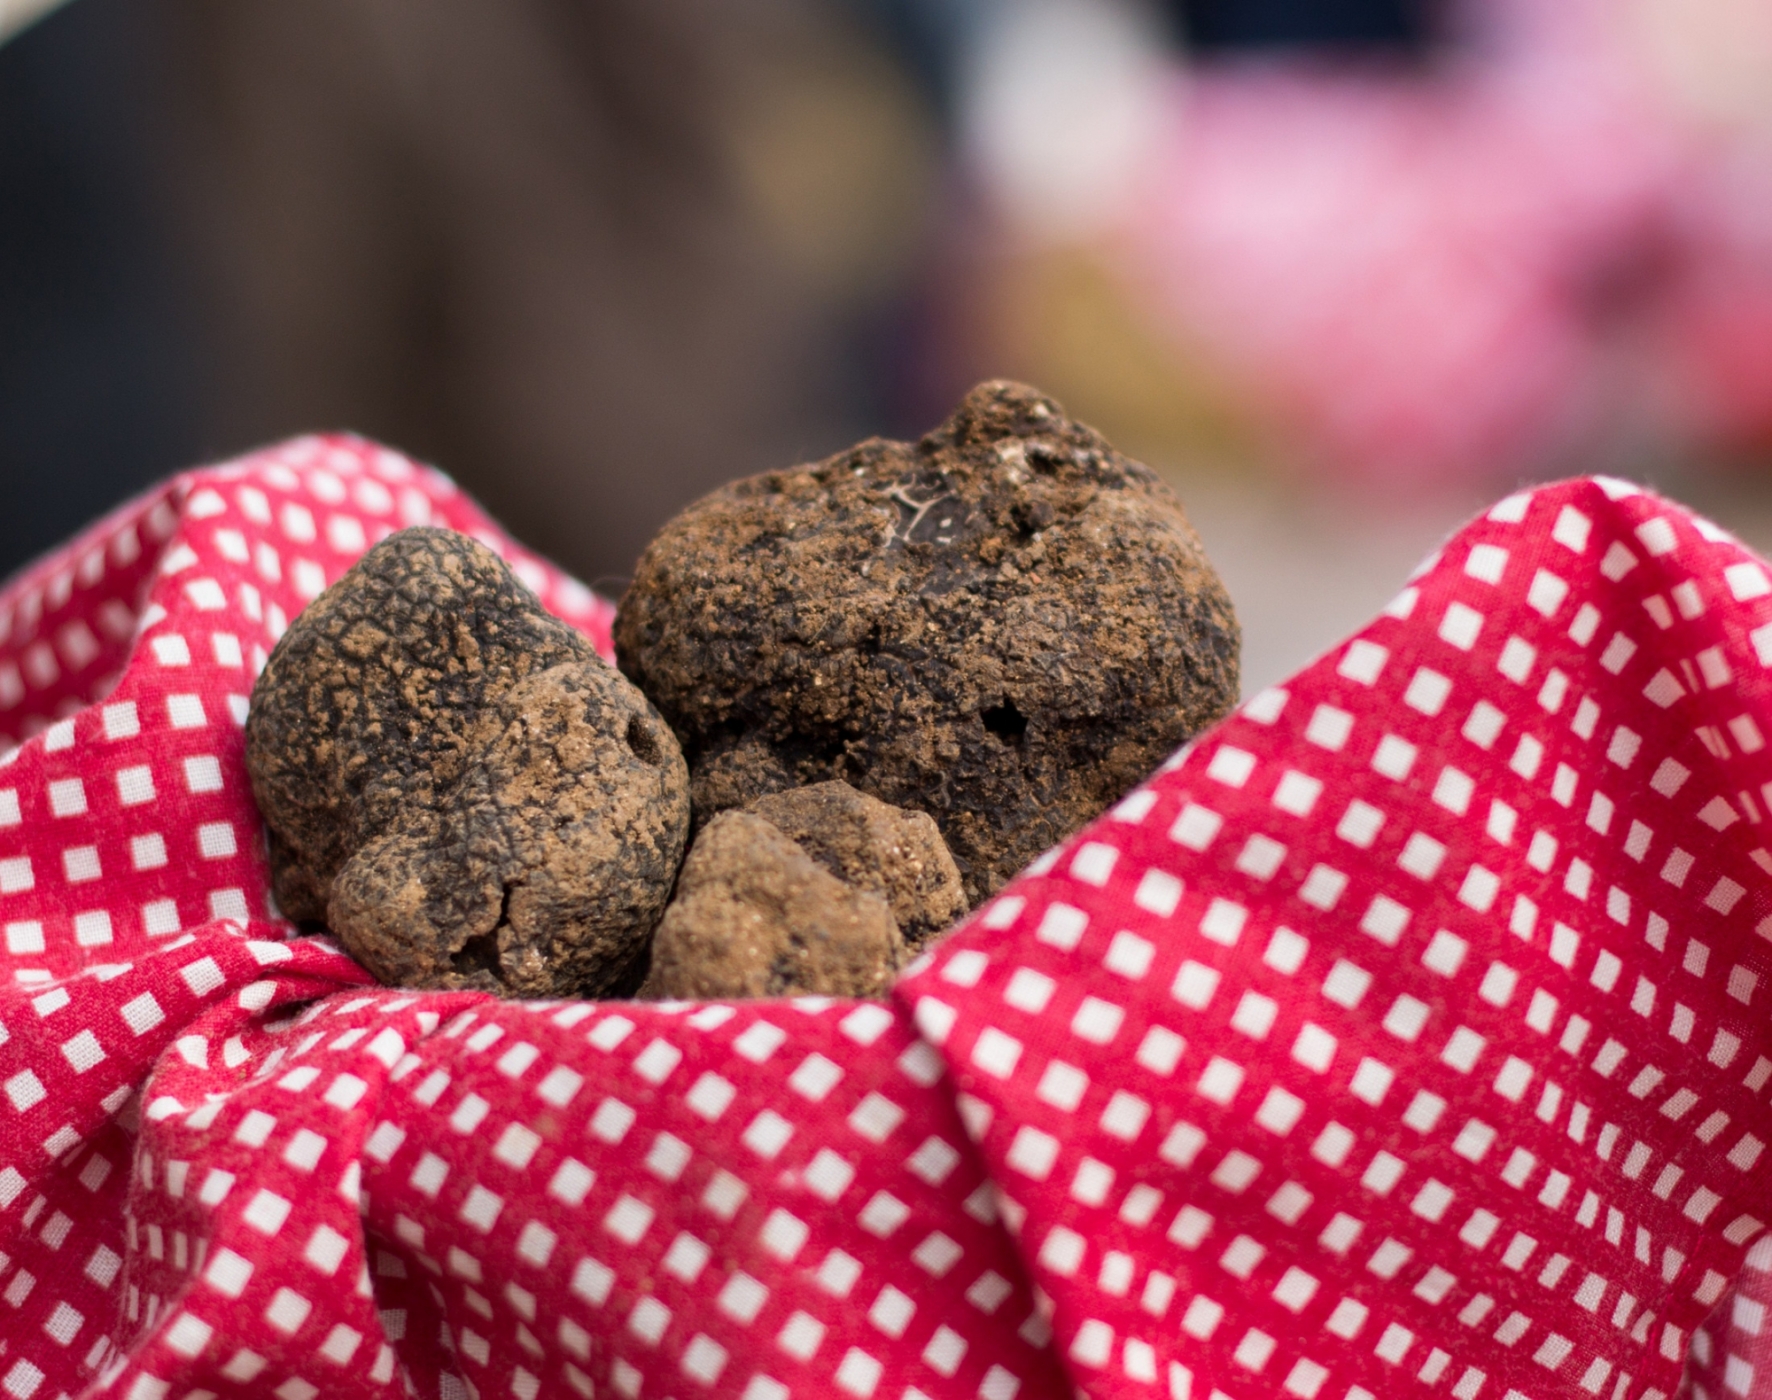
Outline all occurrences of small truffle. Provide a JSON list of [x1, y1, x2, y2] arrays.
[[247, 527, 690, 998], [643, 812, 905, 1000], [616, 380, 1240, 901], [745, 781, 966, 948]]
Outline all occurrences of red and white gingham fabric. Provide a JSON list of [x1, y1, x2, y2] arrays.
[[4, 438, 1772, 1400]]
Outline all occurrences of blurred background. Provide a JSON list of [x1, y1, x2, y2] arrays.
[[4, 0, 1772, 693]]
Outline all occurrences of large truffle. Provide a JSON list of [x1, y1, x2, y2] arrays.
[[247, 527, 690, 998], [615, 380, 1239, 900], [642, 811, 905, 1000]]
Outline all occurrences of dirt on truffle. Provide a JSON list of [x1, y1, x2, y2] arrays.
[[642, 811, 905, 1000], [247, 527, 690, 998], [745, 781, 965, 948], [615, 380, 1240, 901]]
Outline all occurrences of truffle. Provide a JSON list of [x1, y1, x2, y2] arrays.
[[745, 781, 966, 948], [642, 811, 905, 1000], [247, 527, 690, 997], [615, 380, 1240, 901]]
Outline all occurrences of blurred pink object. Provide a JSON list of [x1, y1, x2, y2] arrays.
[[1114, 0, 1772, 485]]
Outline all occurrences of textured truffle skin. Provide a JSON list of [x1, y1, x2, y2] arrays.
[[642, 811, 904, 1000], [745, 781, 966, 948], [247, 527, 690, 997], [615, 380, 1240, 901]]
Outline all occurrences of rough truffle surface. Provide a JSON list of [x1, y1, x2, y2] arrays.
[[247, 527, 690, 997], [642, 811, 904, 1000], [745, 781, 965, 948], [615, 380, 1240, 900]]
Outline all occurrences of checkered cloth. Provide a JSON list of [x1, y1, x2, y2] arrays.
[[0, 438, 1769, 1400]]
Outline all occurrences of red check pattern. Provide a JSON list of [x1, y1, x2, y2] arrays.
[[0, 439, 1767, 1400]]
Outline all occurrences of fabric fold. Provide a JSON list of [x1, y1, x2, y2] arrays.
[[896, 477, 1772, 1400], [0, 440, 1768, 1400]]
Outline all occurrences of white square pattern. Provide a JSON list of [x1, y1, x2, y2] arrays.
[[893, 480, 1772, 1400], [0, 460, 1762, 1400]]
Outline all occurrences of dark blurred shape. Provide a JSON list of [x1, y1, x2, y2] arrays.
[[841, 0, 981, 125], [1171, 0, 1431, 51], [155, 0, 937, 586], [0, 0, 204, 581], [0, 0, 937, 588]]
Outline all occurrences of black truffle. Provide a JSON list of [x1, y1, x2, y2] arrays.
[[615, 381, 1240, 900], [642, 810, 905, 1001], [247, 527, 690, 997], [745, 780, 966, 948]]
